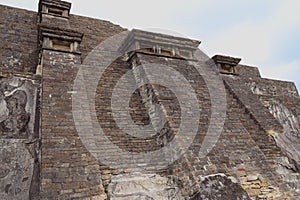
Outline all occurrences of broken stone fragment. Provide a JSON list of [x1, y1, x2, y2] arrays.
[[247, 174, 259, 181], [107, 172, 183, 200], [190, 174, 251, 200]]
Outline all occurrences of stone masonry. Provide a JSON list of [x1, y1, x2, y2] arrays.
[[0, 0, 300, 199]]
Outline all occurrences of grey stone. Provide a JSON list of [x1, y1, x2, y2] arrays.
[[190, 174, 251, 200], [108, 173, 183, 200], [0, 139, 35, 200]]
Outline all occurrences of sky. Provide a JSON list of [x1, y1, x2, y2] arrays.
[[1, 0, 300, 91]]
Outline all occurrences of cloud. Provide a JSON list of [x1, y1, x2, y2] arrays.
[[1, 0, 299, 90], [0, 0, 37, 10], [68, 0, 183, 29], [262, 60, 299, 79], [261, 60, 300, 90], [203, 0, 300, 64], [199, 0, 300, 90]]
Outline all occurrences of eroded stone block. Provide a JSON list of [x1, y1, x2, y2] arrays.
[[108, 173, 183, 200], [0, 139, 35, 200], [0, 77, 39, 139], [190, 174, 251, 200]]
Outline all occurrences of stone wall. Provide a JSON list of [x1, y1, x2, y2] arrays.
[[40, 50, 107, 200], [0, 1, 300, 199], [0, 6, 38, 73], [0, 74, 40, 200]]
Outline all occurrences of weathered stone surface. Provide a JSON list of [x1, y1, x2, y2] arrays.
[[0, 76, 40, 200], [0, 139, 35, 200], [107, 173, 183, 200], [0, 77, 39, 139], [189, 174, 250, 200], [0, 6, 38, 73], [268, 102, 300, 168], [1, 0, 300, 199], [275, 157, 300, 195]]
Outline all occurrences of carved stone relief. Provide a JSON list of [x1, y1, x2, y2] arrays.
[[246, 81, 298, 97], [0, 139, 35, 200], [0, 77, 38, 139], [0, 76, 40, 200], [267, 102, 300, 169]]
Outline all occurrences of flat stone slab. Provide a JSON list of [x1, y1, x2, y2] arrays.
[[108, 172, 183, 200]]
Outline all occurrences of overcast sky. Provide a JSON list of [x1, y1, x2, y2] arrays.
[[1, 0, 300, 91]]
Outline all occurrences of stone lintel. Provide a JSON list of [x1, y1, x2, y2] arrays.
[[212, 54, 242, 75], [212, 55, 241, 66], [39, 25, 83, 54], [119, 29, 201, 60], [38, 0, 72, 19]]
